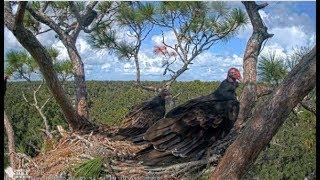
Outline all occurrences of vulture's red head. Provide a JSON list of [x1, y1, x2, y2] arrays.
[[227, 68, 242, 82]]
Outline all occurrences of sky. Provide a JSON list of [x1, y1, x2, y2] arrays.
[[4, 1, 316, 82]]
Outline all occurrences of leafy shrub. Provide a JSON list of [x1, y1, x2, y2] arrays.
[[72, 156, 104, 179]]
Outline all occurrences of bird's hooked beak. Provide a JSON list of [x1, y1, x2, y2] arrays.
[[236, 73, 242, 83]]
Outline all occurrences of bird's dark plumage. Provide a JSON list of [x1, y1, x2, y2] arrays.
[[114, 89, 171, 143], [81, 9, 97, 27], [137, 79, 240, 165]]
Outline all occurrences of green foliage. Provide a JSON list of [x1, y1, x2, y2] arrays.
[[24, 11, 41, 34], [90, 2, 154, 61], [53, 60, 74, 81], [46, 47, 60, 62], [287, 46, 313, 71], [96, 1, 112, 14], [244, 110, 316, 179], [72, 157, 104, 179], [155, 1, 248, 40], [5, 50, 38, 79], [210, 2, 228, 16], [52, 2, 69, 10], [5, 48, 73, 80], [258, 51, 288, 86], [117, 2, 153, 24]]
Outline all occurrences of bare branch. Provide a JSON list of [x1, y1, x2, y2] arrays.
[[22, 92, 35, 107], [35, 28, 52, 36], [70, 23, 81, 40], [33, 81, 44, 106], [241, 1, 273, 37], [256, 2, 268, 10], [69, 1, 98, 39], [141, 24, 154, 41], [86, 1, 99, 12], [40, 1, 51, 13], [41, 97, 52, 110]]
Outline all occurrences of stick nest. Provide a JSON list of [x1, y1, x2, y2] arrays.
[[24, 127, 238, 179]]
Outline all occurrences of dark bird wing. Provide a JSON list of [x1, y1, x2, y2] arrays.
[[123, 101, 151, 121], [144, 100, 239, 156], [165, 94, 216, 118], [115, 96, 166, 142], [140, 99, 239, 165]]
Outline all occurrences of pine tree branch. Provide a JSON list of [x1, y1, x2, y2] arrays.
[[26, 5, 66, 39]]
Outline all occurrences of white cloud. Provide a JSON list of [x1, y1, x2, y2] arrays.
[[123, 63, 133, 69], [237, 6, 315, 54], [260, 43, 288, 59], [4, 28, 23, 51], [101, 63, 111, 71], [259, 10, 269, 21], [76, 38, 91, 54], [269, 26, 311, 51], [236, 24, 252, 40], [52, 41, 69, 60], [147, 66, 163, 74], [151, 30, 177, 46]]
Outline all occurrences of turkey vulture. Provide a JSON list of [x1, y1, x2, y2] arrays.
[[114, 89, 171, 143], [136, 68, 242, 165]]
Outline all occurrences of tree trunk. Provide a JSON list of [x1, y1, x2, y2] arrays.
[[65, 41, 90, 120], [134, 55, 141, 83], [4, 111, 17, 170], [210, 46, 316, 179], [4, 4, 94, 131], [235, 1, 274, 129]]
